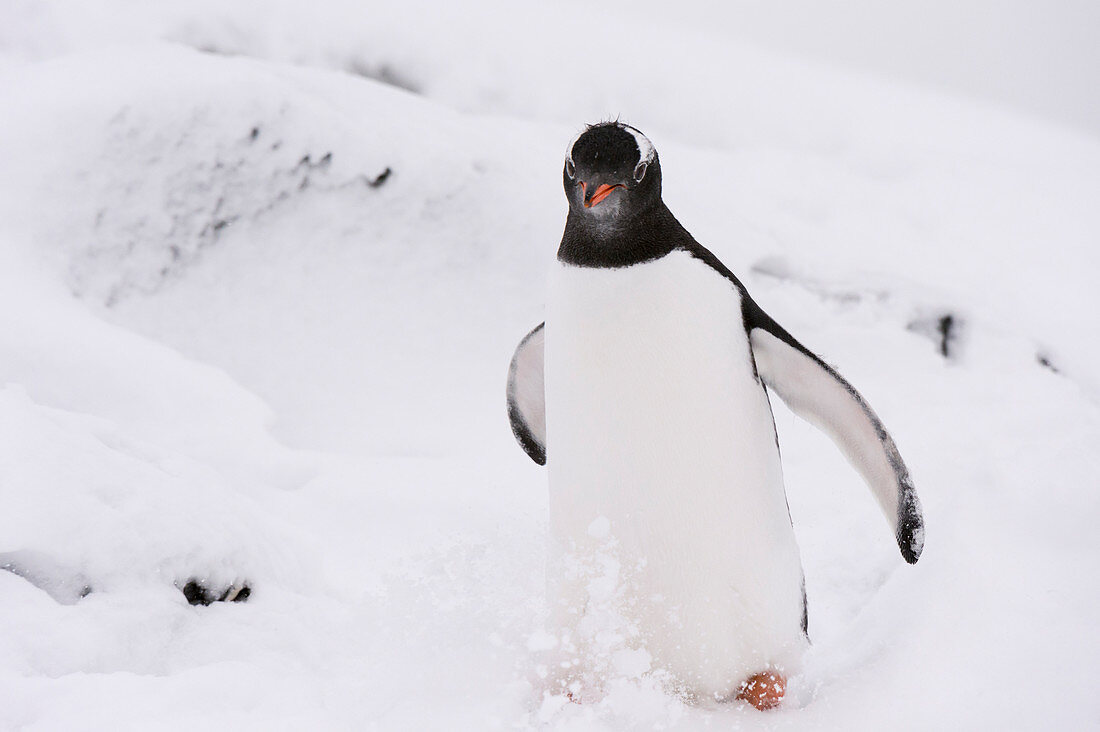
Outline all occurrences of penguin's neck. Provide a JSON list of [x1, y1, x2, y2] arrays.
[[557, 201, 695, 269]]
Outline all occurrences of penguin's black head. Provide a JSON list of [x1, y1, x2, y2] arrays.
[[564, 122, 661, 222]]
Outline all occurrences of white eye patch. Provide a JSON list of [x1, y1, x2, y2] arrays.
[[621, 124, 656, 164]]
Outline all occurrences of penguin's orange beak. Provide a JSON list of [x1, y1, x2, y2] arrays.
[[581, 182, 624, 208]]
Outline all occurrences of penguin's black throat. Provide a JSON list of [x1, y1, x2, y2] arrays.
[[558, 122, 695, 269], [559, 200, 695, 269]]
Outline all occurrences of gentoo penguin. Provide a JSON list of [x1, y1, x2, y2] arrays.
[[507, 122, 924, 708]]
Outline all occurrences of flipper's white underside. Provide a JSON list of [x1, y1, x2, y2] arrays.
[[750, 329, 923, 560], [506, 324, 546, 464]]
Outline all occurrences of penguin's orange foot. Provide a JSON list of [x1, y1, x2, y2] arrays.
[[736, 671, 786, 710]]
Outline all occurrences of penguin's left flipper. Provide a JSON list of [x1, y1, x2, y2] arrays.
[[748, 312, 924, 564], [507, 322, 547, 465]]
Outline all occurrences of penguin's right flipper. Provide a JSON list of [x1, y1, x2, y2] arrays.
[[507, 323, 547, 465], [747, 309, 924, 564]]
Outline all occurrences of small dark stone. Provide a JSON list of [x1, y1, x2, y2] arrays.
[[182, 580, 212, 606], [936, 314, 955, 358], [183, 579, 250, 605], [249, 127, 260, 141], [367, 167, 392, 187], [1037, 354, 1060, 373], [907, 311, 961, 359]]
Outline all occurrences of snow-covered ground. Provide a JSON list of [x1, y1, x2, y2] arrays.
[[1, 3, 1098, 730]]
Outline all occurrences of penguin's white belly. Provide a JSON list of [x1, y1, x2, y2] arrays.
[[544, 250, 806, 696]]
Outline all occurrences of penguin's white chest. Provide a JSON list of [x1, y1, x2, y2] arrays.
[[544, 250, 806, 695]]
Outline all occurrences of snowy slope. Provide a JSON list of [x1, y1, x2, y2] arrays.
[[0, 4, 1098, 730]]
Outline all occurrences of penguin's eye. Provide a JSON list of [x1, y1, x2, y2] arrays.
[[633, 161, 648, 183], [565, 158, 576, 179]]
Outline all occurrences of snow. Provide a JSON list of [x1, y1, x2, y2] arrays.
[[0, 2, 1098, 730]]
